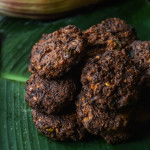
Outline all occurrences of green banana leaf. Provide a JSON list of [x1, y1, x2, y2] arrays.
[[0, 0, 150, 149]]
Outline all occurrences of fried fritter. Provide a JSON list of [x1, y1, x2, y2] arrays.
[[32, 109, 87, 141], [100, 18, 137, 47], [81, 50, 140, 110], [129, 41, 150, 89], [25, 74, 76, 115], [25, 19, 150, 145], [84, 18, 137, 52], [29, 25, 86, 79], [130, 41, 150, 71], [84, 24, 118, 50], [76, 90, 132, 144]]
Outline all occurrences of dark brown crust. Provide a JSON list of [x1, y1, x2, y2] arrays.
[[84, 24, 118, 50], [32, 109, 87, 141], [76, 90, 132, 134], [29, 25, 86, 79], [130, 41, 150, 71], [25, 74, 76, 115], [129, 41, 150, 90], [81, 50, 140, 110], [84, 18, 137, 52], [100, 18, 137, 47], [25, 19, 150, 144]]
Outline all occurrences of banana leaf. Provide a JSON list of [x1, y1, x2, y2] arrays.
[[0, 0, 150, 149]]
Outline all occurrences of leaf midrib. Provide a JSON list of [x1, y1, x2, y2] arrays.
[[0, 73, 28, 82]]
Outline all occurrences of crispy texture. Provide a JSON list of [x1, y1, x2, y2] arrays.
[[84, 18, 137, 52], [100, 18, 137, 47], [25, 74, 76, 115], [26, 19, 150, 144], [84, 24, 118, 50], [29, 25, 86, 79], [32, 109, 87, 141], [130, 41, 150, 88], [81, 50, 140, 110], [130, 41, 150, 71], [76, 90, 132, 144], [76, 90, 131, 133]]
